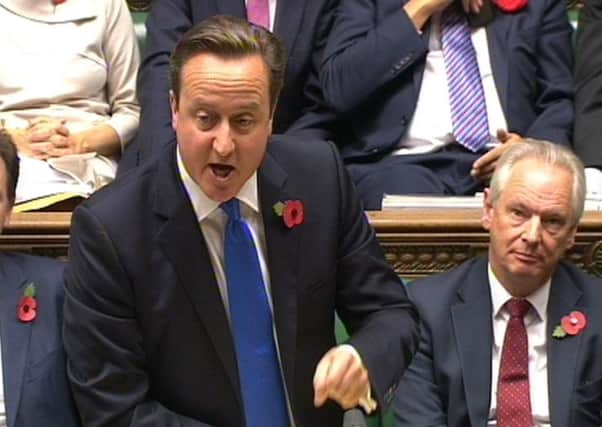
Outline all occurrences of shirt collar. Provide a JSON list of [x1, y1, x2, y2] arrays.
[[176, 147, 260, 222], [488, 263, 550, 322]]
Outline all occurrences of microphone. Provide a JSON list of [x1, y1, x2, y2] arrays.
[[342, 409, 367, 427]]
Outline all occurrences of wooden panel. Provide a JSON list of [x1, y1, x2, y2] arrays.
[[369, 210, 602, 278], [4, 209, 602, 278]]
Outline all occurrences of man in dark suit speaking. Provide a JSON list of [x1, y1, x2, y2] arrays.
[[394, 140, 602, 426], [63, 16, 418, 427]]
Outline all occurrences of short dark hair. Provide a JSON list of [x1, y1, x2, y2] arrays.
[[0, 130, 19, 205], [169, 15, 287, 112]]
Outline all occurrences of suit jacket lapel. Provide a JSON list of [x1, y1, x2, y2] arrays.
[[486, 12, 511, 118], [411, 15, 431, 93], [215, 0, 246, 18], [152, 146, 241, 408], [273, 2, 306, 54], [451, 257, 493, 425], [547, 265, 584, 427], [0, 255, 31, 427], [258, 150, 301, 403]]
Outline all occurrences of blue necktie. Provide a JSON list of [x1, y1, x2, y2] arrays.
[[441, 6, 490, 152], [221, 199, 289, 427]]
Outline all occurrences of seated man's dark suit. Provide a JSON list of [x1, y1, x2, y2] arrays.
[[394, 256, 602, 426], [574, 0, 602, 168], [320, 0, 574, 209], [64, 136, 419, 427], [0, 253, 80, 427], [120, 0, 340, 172]]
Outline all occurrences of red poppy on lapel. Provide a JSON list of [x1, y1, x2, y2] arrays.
[[492, 0, 527, 13], [52, 0, 67, 4], [17, 283, 37, 323], [273, 200, 304, 229], [553, 310, 587, 339]]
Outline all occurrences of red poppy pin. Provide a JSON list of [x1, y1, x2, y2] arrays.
[[52, 0, 66, 4], [492, 0, 528, 13], [17, 283, 37, 323], [273, 200, 304, 228], [553, 310, 587, 339]]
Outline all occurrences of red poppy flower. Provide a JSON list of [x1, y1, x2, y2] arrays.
[[18, 296, 37, 322], [560, 311, 587, 336], [282, 200, 304, 228], [493, 0, 528, 13], [52, 0, 66, 4]]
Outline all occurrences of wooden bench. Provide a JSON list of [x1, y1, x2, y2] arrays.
[[6, 209, 602, 278]]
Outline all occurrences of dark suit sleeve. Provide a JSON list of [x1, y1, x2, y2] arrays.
[[521, 0, 574, 145], [320, 0, 427, 113], [63, 205, 214, 427], [285, 0, 340, 141], [393, 322, 447, 427], [574, 0, 602, 167], [328, 142, 420, 410], [135, 0, 191, 165]]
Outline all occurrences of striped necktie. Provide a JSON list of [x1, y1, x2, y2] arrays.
[[441, 6, 490, 152]]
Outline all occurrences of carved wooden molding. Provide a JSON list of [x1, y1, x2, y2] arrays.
[[4, 210, 602, 278]]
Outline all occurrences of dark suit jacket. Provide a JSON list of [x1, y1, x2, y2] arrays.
[[64, 136, 419, 427], [122, 0, 340, 172], [394, 256, 602, 426], [574, 0, 602, 168], [320, 0, 574, 162], [0, 253, 80, 427]]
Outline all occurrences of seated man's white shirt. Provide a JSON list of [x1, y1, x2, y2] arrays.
[[585, 167, 602, 194], [487, 264, 551, 427], [394, 13, 507, 156]]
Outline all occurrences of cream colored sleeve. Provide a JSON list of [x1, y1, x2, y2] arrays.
[[103, 0, 141, 150]]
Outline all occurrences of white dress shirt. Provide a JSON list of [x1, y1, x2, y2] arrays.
[[394, 13, 507, 156], [487, 265, 551, 426]]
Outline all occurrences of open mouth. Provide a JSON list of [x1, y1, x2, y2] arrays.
[[210, 164, 234, 179]]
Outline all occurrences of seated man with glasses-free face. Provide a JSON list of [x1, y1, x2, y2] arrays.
[[395, 140, 602, 427]]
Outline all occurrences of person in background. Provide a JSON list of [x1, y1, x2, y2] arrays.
[[394, 140, 602, 426], [574, 0, 602, 193], [320, 0, 574, 209], [0, 0, 139, 203], [119, 0, 340, 173], [0, 130, 80, 427], [63, 16, 418, 427]]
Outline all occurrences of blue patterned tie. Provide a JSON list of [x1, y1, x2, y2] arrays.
[[441, 6, 490, 152], [221, 199, 290, 427]]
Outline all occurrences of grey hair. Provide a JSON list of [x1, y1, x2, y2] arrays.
[[489, 139, 586, 225]]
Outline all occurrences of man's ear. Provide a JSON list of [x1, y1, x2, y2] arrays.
[[482, 188, 493, 230], [565, 226, 577, 251], [169, 90, 178, 130]]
